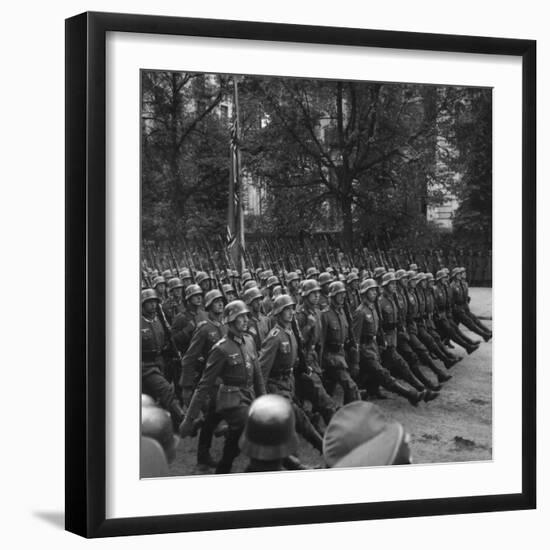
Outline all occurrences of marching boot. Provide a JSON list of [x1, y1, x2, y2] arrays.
[[409, 360, 441, 391], [423, 389, 440, 402], [390, 380, 425, 407], [466, 343, 480, 355], [418, 350, 451, 383]]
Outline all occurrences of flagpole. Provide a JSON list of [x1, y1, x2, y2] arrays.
[[233, 76, 246, 273]]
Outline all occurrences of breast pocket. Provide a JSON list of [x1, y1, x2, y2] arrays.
[[216, 384, 242, 412]]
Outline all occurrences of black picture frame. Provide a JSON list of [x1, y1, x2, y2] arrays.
[[65, 11, 536, 538]]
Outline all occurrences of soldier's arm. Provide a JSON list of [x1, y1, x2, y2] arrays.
[[259, 329, 280, 381], [179, 322, 207, 388], [352, 308, 364, 344], [184, 345, 225, 422]]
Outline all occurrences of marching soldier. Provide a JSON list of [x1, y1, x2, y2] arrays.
[[378, 273, 439, 401], [346, 271, 361, 312], [318, 272, 334, 312], [433, 270, 480, 354], [286, 271, 301, 306], [179, 289, 227, 470], [259, 295, 324, 452], [320, 281, 361, 404], [243, 287, 270, 351], [295, 279, 339, 425], [141, 289, 184, 430], [450, 268, 492, 341], [152, 275, 167, 303], [179, 300, 266, 474], [353, 278, 425, 405], [261, 275, 279, 315], [162, 277, 186, 324], [459, 267, 493, 339], [195, 271, 214, 294], [171, 284, 207, 355]]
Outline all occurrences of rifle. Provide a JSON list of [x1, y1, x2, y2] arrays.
[[168, 245, 179, 278], [204, 239, 229, 304]]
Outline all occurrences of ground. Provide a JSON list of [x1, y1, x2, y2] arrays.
[[168, 287, 492, 475]]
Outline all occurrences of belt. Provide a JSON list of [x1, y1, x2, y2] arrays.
[[382, 322, 396, 331]]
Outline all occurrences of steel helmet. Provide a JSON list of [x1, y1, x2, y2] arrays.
[[272, 294, 296, 316], [395, 269, 407, 280], [141, 393, 156, 407], [328, 281, 347, 297], [204, 289, 224, 309], [243, 287, 263, 306], [141, 288, 160, 304], [359, 278, 378, 294], [167, 277, 184, 292], [450, 267, 461, 278], [380, 272, 396, 286], [224, 300, 250, 323], [141, 404, 177, 463], [222, 283, 235, 295], [195, 271, 211, 285], [435, 269, 448, 281], [241, 271, 252, 283], [318, 272, 334, 286], [179, 268, 191, 280], [286, 271, 300, 284], [409, 263, 419, 272], [426, 272, 435, 282], [184, 284, 203, 300], [266, 275, 280, 289], [347, 272, 359, 283], [373, 266, 386, 279], [409, 272, 423, 282], [306, 266, 320, 278], [152, 275, 166, 288], [300, 279, 321, 297], [239, 394, 299, 460], [162, 269, 173, 280], [243, 279, 258, 291]]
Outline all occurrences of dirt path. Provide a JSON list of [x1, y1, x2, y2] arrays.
[[168, 288, 492, 475]]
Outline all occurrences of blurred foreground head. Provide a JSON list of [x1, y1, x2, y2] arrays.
[[323, 402, 411, 468], [239, 394, 299, 461]]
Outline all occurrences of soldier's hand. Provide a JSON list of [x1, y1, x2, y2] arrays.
[[178, 416, 195, 438]]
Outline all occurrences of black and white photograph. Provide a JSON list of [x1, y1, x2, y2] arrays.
[[139, 70, 493, 478]]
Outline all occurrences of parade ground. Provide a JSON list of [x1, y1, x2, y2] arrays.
[[169, 287, 493, 475]]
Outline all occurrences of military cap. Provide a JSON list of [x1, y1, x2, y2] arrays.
[[410, 272, 424, 282], [224, 300, 250, 323], [318, 272, 334, 286], [241, 271, 252, 283], [243, 279, 258, 291], [323, 401, 406, 468], [184, 284, 203, 300], [380, 272, 396, 286], [395, 269, 407, 280], [179, 268, 192, 280], [204, 289, 224, 309], [373, 266, 386, 279], [406, 270, 416, 279], [243, 287, 263, 305], [351, 267, 359, 274], [347, 272, 359, 283], [425, 272, 435, 282], [409, 263, 419, 272], [222, 283, 234, 295], [359, 278, 378, 294], [450, 267, 462, 278], [328, 281, 347, 297], [167, 277, 184, 291], [162, 269, 173, 280], [264, 269, 274, 279], [286, 271, 300, 284], [306, 267, 320, 278], [435, 269, 448, 281], [141, 288, 159, 304], [272, 294, 296, 316], [152, 275, 166, 288], [195, 271, 212, 285], [266, 275, 280, 289], [301, 279, 321, 297], [326, 266, 335, 274], [442, 267, 450, 275], [239, 395, 299, 461]]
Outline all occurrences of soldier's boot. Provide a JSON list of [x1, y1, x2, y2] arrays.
[[418, 351, 452, 383], [432, 343, 459, 368], [409, 360, 441, 391], [215, 430, 241, 474], [453, 323, 482, 346], [423, 389, 440, 402], [390, 380, 426, 407], [197, 419, 217, 469]]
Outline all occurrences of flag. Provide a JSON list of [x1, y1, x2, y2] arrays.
[[227, 77, 246, 272]]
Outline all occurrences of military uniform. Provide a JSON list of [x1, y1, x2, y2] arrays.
[[318, 292, 330, 312], [296, 303, 338, 424], [183, 329, 266, 473], [162, 296, 186, 325], [377, 292, 426, 392], [452, 278, 492, 339], [247, 311, 271, 351], [259, 323, 324, 451], [171, 307, 207, 354], [320, 305, 361, 404], [141, 314, 182, 427]]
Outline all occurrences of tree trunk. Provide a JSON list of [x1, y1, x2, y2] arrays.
[[341, 196, 354, 251]]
